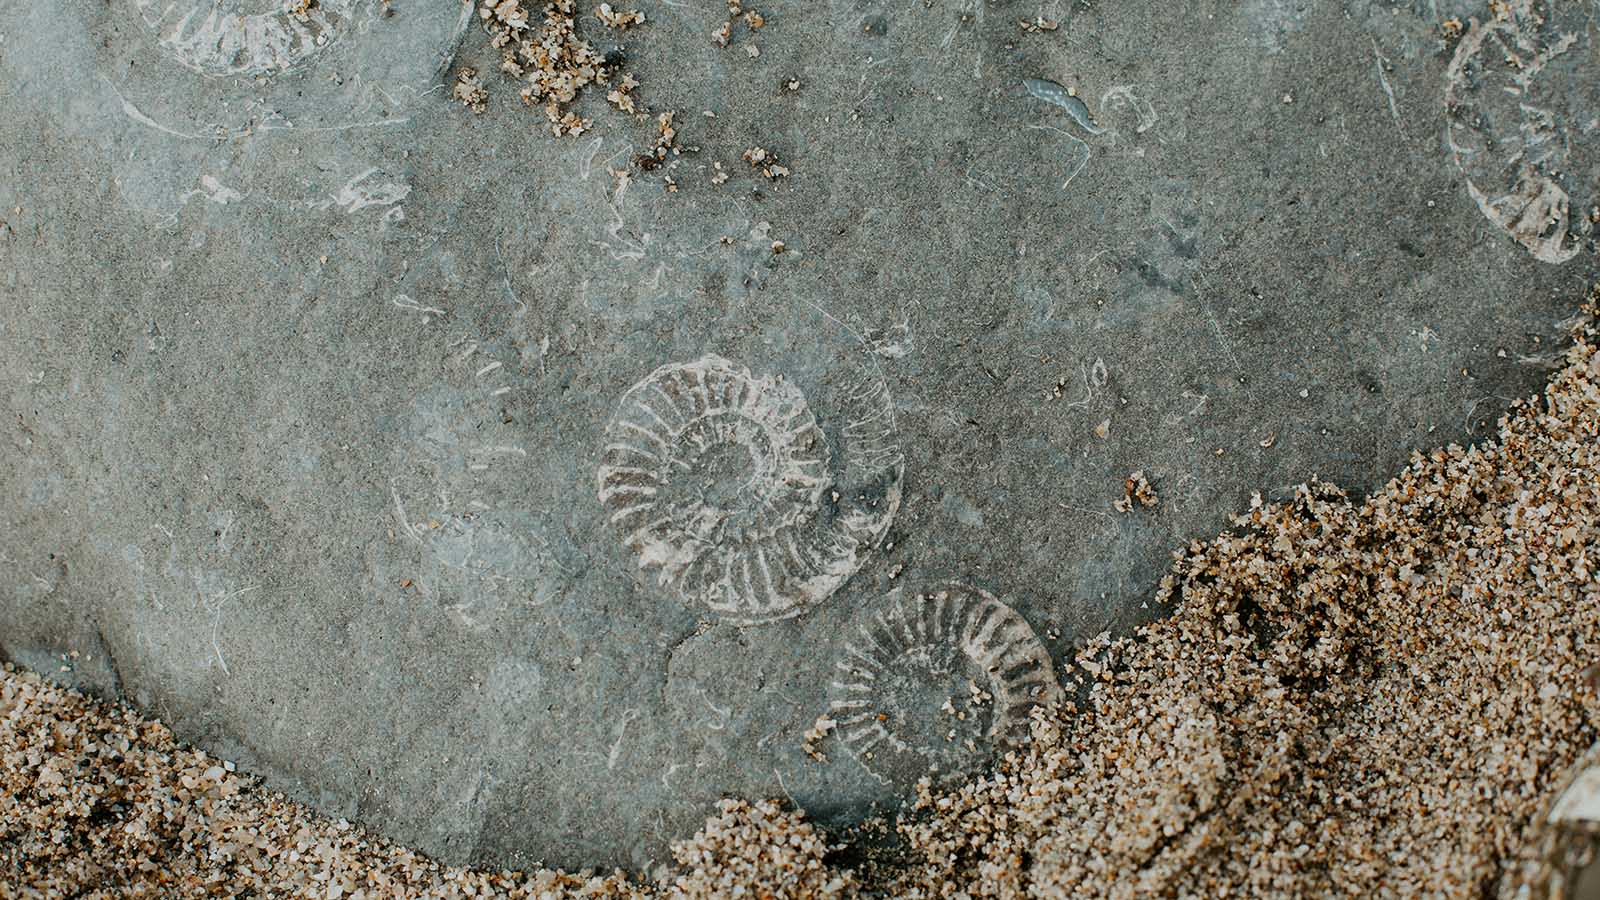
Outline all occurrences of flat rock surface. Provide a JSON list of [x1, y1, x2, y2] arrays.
[[1, 0, 1595, 871]]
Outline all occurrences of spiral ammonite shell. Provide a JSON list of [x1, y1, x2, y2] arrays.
[[597, 354, 902, 624], [828, 585, 1062, 783], [132, 0, 359, 77]]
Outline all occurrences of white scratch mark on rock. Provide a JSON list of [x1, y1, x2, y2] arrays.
[[202, 584, 259, 677], [1026, 122, 1090, 191], [1370, 38, 1406, 139], [102, 75, 241, 141], [608, 707, 642, 770], [578, 135, 605, 181], [494, 235, 527, 313], [701, 694, 732, 731], [133, 0, 357, 77], [1192, 273, 1242, 373], [391, 483, 425, 544], [660, 762, 684, 789], [393, 295, 446, 318]]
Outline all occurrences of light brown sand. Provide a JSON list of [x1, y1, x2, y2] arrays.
[[3, 294, 1599, 898]]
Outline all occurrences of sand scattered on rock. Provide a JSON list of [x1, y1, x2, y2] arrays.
[[458, 0, 639, 134], [4, 295, 1600, 897]]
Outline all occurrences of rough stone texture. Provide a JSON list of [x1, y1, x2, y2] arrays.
[[0, 0, 1594, 872]]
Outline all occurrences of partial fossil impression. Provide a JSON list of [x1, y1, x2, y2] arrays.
[[828, 584, 1063, 783], [1444, 0, 1598, 264], [132, 0, 359, 77]]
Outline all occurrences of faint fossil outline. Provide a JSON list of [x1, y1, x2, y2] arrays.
[[104, 0, 476, 167], [1443, 0, 1589, 264], [827, 584, 1063, 783], [597, 353, 902, 624], [131, 0, 361, 77], [1369, 37, 1406, 139], [392, 334, 575, 629], [1099, 85, 1158, 136], [1025, 122, 1091, 191]]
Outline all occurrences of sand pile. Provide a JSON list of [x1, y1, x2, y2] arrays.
[[891, 301, 1600, 898], [3, 294, 1599, 898]]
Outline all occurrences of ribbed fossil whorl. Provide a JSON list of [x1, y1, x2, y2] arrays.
[[829, 585, 1062, 783], [597, 353, 901, 624], [132, 0, 359, 76]]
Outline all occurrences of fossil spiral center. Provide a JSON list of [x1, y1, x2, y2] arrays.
[[877, 648, 993, 769], [663, 413, 787, 543]]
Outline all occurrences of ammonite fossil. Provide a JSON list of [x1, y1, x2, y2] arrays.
[[132, 0, 359, 77], [828, 585, 1063, 783], [597, 353, 902, 624], [1444, 0, 1597, 264]]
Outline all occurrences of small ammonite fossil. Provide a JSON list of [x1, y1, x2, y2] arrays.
[[596, 353, 902, 624], [132, 0, 359, 77], [828, 585, 1063, 784], [1443, 0, 1597, 264]]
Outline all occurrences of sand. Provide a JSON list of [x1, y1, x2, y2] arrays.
[[3, 292, 1599, 897]]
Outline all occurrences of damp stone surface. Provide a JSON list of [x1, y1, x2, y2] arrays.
[[2, 0, 1597, 872]]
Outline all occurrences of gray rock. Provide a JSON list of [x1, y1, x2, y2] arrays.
[[1, 0, 1594, 871]]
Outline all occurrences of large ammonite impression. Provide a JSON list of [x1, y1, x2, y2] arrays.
[[828, 585, 1063, 784], [132, 0, 360, 77], [597, 354, 902, 624], [1443, 0, 1597, 264]]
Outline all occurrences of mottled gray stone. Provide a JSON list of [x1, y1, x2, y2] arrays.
[[1, 0, 1595, 872]]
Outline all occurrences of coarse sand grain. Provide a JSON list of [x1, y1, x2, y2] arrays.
[[4, 291, 1600, 898]]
